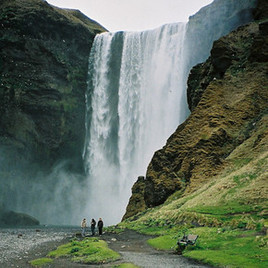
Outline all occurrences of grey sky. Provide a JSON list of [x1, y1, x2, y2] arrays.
[[47, 0, 213, 32]]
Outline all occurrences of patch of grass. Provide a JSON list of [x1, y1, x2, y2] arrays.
[[105, 225, 125, 234], [183, 227, 268, 268], [147, 234, 177, 250], [232, 172, 258, 185], [120, 218, 268, 268], [29, 257, 53, 267], [112, 263, 140, 268], [232, 158, 252, 168], [188, 202, 262, 216], [47, 237, 120, 264]]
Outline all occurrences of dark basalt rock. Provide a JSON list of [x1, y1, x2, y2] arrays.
[[0, 209, 40, 226], [122, 176, 146, 220], [0, 0, 106, 216], [0, 0, 106, 173]]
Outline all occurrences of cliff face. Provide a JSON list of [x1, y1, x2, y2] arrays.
[[0, 0, 106, 222], [123, 0, 268, 220], [0, 0, 106, 173]]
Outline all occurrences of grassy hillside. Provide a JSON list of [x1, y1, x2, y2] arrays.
[[118, 144, 267, 267], [119, 1, 268, 267]]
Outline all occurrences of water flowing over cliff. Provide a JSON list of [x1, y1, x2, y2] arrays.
[[83, 24, 187, 224], [0, 0, 257, 226], [83, 0, 257, 225]]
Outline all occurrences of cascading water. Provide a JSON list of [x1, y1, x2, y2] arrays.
[[83, 23, 188, 225], [0, 0, 257, 226]]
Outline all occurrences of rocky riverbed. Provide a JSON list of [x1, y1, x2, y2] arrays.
[[0, 226, 77, 267]]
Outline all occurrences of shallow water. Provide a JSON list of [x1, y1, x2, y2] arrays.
[[0, 226, 78, 266]]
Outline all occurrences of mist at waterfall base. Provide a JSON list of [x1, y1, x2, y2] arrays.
[[0, 157, 88, 225]]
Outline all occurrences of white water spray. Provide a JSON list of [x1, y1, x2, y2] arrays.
[[83, 23, 187, 225]]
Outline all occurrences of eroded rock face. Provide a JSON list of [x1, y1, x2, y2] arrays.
[[123, 0, 268, 218], [143, 20, 268, 208], [0, 0, 106, 173], [122, 176, 146, 220], [0, 0, 106, 221]]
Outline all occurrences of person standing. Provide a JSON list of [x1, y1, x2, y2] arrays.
[[81, 218, 87, 237], [91, 218, 96, 236], [97, 218, 103, 235]]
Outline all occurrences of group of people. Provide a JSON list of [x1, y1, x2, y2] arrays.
[[81, 217, 103, 237]]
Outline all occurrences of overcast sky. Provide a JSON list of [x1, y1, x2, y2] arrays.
[[46, 0, 213, 32]]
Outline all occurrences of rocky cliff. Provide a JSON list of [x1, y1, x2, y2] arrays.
[[123, 0, 268, 220], [0, 0, 106, 173], [0, 0, 106, 223]]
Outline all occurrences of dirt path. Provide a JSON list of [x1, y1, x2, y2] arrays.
[[102, 229, 210, 268], [0, 228, 210, 267]]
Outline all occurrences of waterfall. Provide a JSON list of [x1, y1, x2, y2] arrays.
[[83, 23, 187, 224], [0, 0, 257, 226]]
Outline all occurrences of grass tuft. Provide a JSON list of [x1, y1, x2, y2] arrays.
[[29, 257, 53, 267], [47, 237, 120, 264]]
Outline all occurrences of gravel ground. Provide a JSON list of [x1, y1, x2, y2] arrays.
[[0, 227, 211, 268], [105, 229, 210, 268], [120, 251, 209, 268], [0, 226, 78, 267]]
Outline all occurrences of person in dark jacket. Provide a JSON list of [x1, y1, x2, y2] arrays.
[[91, 218, 96, 236], [97, 218, 104, 235]]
